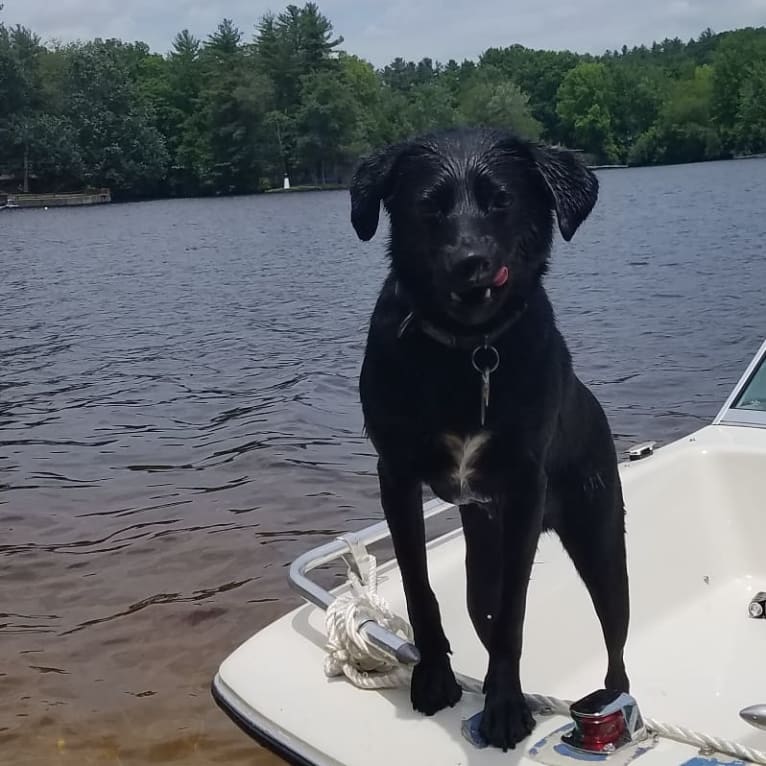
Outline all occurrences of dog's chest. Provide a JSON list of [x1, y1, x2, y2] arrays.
[[428, 431, 492, 505]]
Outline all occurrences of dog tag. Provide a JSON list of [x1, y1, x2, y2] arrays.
[[481, 369, 491, 427]]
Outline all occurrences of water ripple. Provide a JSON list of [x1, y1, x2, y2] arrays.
[[1, 163, 766, 764]]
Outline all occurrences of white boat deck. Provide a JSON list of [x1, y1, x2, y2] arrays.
[[216, 424, 766, 766]]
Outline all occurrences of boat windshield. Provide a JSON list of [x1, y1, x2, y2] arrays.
[[734, 352, 766, 411]]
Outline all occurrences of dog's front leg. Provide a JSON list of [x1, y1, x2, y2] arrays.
[[479, 466, 546, 750], [378, 458, 462, 715]]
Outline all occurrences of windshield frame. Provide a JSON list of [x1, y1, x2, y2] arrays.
[[714, 338, 766, 428]]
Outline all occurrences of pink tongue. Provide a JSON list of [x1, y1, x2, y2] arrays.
[[492, 266, 509, 287]]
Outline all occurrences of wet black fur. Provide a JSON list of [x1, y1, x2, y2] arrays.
[[351, 127, 630, 751]]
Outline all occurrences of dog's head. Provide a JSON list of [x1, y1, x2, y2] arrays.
[[350, 127, 598, 327]]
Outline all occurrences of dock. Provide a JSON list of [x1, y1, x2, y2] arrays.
[[0, 189, 111, 209]]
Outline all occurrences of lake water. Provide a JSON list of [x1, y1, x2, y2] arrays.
[[1, 158, 765, 765]]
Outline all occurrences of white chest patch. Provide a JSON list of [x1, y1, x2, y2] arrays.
[[442, 431, 490, 503]]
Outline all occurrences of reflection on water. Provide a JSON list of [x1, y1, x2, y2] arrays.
[[2, 159, 765, 764]]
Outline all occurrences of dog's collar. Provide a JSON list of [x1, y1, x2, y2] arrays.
[[396, 311, 525, 350], [394, 285, 527, 350], [393, 281, 525, 426]]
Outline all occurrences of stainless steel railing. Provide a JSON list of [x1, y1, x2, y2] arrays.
[[287, 497, 455, 665]]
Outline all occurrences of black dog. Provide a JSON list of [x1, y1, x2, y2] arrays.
[[350, 127, 630, 751]]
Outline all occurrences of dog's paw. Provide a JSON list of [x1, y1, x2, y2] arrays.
[[410, 655, 462, 715], [479, 691, 535, 751]]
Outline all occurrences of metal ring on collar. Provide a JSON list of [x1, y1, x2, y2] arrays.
[[471, 344, 500, 374]]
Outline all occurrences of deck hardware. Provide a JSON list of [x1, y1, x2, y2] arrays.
[[562, 689, 647, 754], [627, 441, 656, 461], [740, 704, 766, 731], [748, 592, 766, 619]]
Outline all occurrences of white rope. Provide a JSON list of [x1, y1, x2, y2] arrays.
[[324, 554, 413, 689], [323, 555, 766, 765], [642, 720, 766, 765]]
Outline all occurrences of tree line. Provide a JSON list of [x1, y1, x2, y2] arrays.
[[1, 2, 765, 199]]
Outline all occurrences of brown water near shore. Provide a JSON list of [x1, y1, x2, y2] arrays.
[[2, 161, 765, 764]]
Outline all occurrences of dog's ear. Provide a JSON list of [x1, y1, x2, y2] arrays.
[[350, 143, 404, 241], [534, 146, 599, 242]]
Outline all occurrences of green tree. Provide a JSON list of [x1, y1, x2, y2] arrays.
[[24, 113, 84, 187], [374, 86, 415, 145], [194, 19, 265, 193], [712, 29, 766, 152], [458, 66, 541, 138], [60, 39, 169, 195], [607, 63, 664, 157], [0, 24, 46, 190], [628, 66, 721, 165], [381, 57, 440, 91], [338, 53, 385, 154], [255, 3, 343, 182], [295, 68, 358, 183], [480, 46, 580, 141], [556, 62, 619, 161], [255, 4, 342, 109], [735, 60, 766, 154], [158, 30, 206, 194], [400, 80, 459, 136], [2, 9, 766, 194], [662, 65, 715, 126]]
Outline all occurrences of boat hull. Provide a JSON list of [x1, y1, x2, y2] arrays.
[[214, 423, 766, 765]]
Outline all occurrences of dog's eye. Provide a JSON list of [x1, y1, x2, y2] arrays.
[[490, 189, 514, 211], [417, 198, 445, 219]]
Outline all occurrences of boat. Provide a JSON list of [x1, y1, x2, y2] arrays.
[[212, 338, 766, 766]]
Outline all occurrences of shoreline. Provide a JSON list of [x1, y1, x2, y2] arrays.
[[5, 154, 764, 209], [264, 184, 346, 194]]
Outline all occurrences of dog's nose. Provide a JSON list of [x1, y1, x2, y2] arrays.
[[451, 254, 493, 286]]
